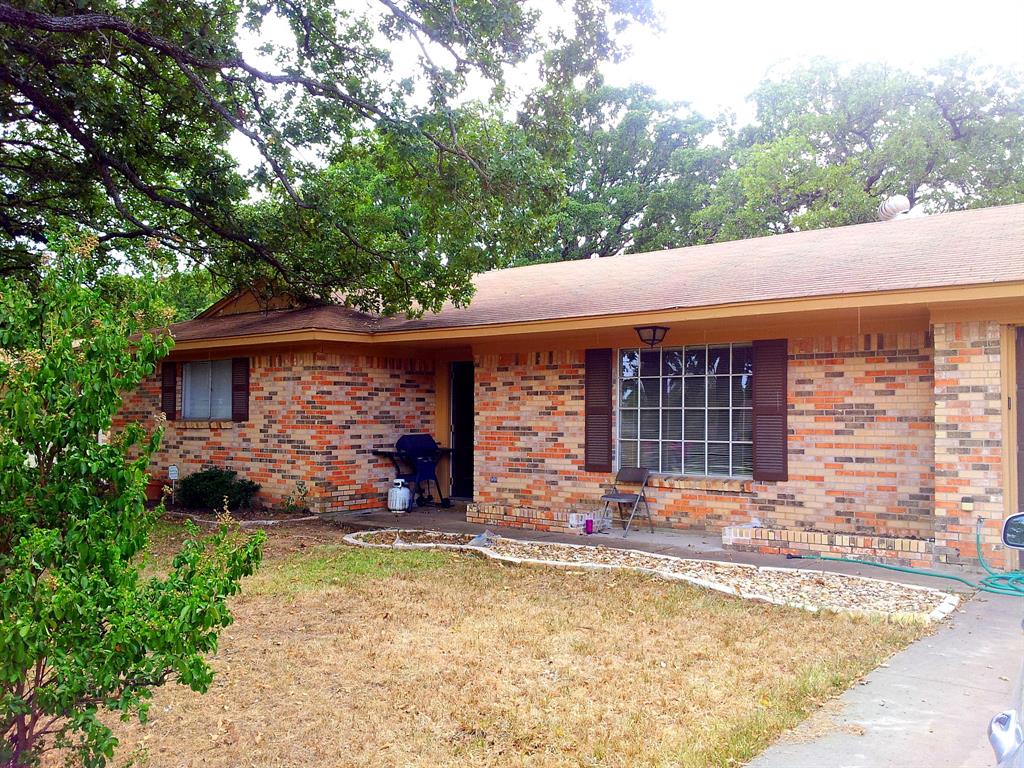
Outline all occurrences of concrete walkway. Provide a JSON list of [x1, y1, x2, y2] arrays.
[[747, 593, 1022, 768]]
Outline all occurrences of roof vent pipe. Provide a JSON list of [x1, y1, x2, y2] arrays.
[[877, 195, 911, 221]]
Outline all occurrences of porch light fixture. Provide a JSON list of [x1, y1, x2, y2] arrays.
[[634, 325, 669, 348]]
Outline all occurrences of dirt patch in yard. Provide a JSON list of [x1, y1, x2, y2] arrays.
[[147, 516, 356, 560], [95, 520, 925, 768]]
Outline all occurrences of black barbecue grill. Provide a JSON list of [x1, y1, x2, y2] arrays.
[[372, 433, 452, 508]]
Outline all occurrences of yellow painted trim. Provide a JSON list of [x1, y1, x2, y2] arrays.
[[434, 363, 451, 497], [172, 280, 1024, 351], [931, 300, 1024, 325], [198, 281, 304, 318], [198, 291, 245, 318], [467, 313, 931, 355], [428, 348, 473, 498]]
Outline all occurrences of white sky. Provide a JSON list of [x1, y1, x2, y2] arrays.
[[609, 0, 1024, 119]]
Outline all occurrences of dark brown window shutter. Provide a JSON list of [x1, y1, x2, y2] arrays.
[[752, 339, 788, 482], [160, 361, 177, 420], [584, 348, 613, 473], [231, 357, 250, 422]]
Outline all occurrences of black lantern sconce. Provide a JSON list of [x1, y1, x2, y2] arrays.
[[634, 325, 669, 348]]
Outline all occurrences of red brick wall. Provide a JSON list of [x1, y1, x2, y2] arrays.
[[753, 332, 935, 539], [932, 321, 1006, 567], [113, 349, 435, 513], [472, 350, 606, 532], [470, 332, 937, 539]]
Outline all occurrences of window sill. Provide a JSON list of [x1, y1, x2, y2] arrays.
[[647, 474, 754, 494], [175, 420, 235, 430]]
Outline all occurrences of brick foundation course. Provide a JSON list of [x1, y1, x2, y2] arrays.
[[722, 525, 935, 569]]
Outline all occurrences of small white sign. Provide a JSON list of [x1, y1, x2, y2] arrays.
[[168, 464, 179, 481]]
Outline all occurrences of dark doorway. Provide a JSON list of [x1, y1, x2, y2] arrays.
[[450, 361, 475, 499]]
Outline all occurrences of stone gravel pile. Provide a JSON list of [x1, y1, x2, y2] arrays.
[[361, 530, 475, 547], [346, 529, 960, 622]]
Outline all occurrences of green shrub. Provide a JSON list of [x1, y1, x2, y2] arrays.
[[0, 243, 263, 767], [177, 467, 261, 511]]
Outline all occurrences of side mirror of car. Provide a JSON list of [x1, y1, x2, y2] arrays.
[[1002, 513, 1024, 550], [990, 709, 1023, 767]]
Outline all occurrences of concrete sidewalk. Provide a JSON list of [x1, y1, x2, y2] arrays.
[[746, 593, 1022, 768]]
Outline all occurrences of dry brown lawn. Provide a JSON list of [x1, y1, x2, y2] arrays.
[[104, 520, 925, 768]]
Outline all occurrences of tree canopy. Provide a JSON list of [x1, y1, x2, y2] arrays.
[[531, 82, 722, 262], [0, 0, 653, 313], [523, 57, 1024, 263], [2, 3, 1021, 308], [694, 57, 1024, 242]]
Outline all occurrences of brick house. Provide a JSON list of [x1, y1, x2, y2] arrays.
[[114, 204, 1024, 568]]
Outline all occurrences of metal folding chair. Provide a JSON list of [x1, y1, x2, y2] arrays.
[[600, 466, 653, 537]]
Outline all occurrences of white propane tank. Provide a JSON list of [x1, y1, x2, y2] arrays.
[[387, 480, 411, 513]]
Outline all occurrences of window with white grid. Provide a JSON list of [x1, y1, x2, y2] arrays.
[[617, 344, 753, 477]]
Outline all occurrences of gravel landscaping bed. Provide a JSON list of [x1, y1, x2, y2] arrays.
[[347, 529, 960, 621]]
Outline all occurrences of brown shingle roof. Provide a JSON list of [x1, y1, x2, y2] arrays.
[[170, 203, 1024, 342], [169, 304, 378, 342]]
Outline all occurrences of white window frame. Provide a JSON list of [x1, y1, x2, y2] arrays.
[[615, 343, 754, 478], [181, 359, 233, 420]]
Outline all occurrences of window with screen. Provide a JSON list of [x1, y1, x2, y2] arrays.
[[617, 344, 753, 477], [181, 359, 233, 420]]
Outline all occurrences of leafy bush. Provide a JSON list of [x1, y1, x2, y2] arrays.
[[177, 467, 261, 511], [0, 241, 264, 768], [281, 481, 310, 514]]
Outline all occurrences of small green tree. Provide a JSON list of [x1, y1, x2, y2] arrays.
[[0, 238, 264, 768]]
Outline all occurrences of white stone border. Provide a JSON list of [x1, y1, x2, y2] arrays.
[[343, 529, 961, 623]]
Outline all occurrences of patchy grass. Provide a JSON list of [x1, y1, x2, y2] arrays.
[[102, 520, 924, 768], [247, 544, 450, 594]]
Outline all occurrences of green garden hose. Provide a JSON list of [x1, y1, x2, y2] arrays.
[[786, 519, 1024, 597]]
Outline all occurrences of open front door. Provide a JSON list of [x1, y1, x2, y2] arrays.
[[450, 361, 474, 499]]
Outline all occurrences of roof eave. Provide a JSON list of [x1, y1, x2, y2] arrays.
[[168, 280, 1024, 352]]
